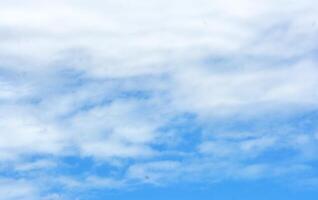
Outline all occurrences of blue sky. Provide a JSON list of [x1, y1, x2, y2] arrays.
[[0, 0, 318, 199]]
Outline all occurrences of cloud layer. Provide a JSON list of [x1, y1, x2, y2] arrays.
[[0, 0, 318, 199]]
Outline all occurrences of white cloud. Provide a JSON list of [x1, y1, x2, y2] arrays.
[[14, 159, 57, 171], [58, 175, 124, 190], [67, 99, 161, 159], [0, 179, 39, 200], [1, 0, 316, 77], [172, 61, 318, 118], [199, 136, 277, 158], [0, 107, 67, 161], [0, 0, 318, 196]]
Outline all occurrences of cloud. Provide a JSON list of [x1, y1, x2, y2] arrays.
[[171, 61, 318, 118], [0, 107, 67, 161], [14, 159, 57, 172], [58, 175, 124, 190], [0, 0, 318, 198], [1, 0, 316, 76], [0, 179, 39, 200]]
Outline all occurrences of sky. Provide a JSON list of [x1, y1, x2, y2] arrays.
[[0, 0, 318, 199]]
